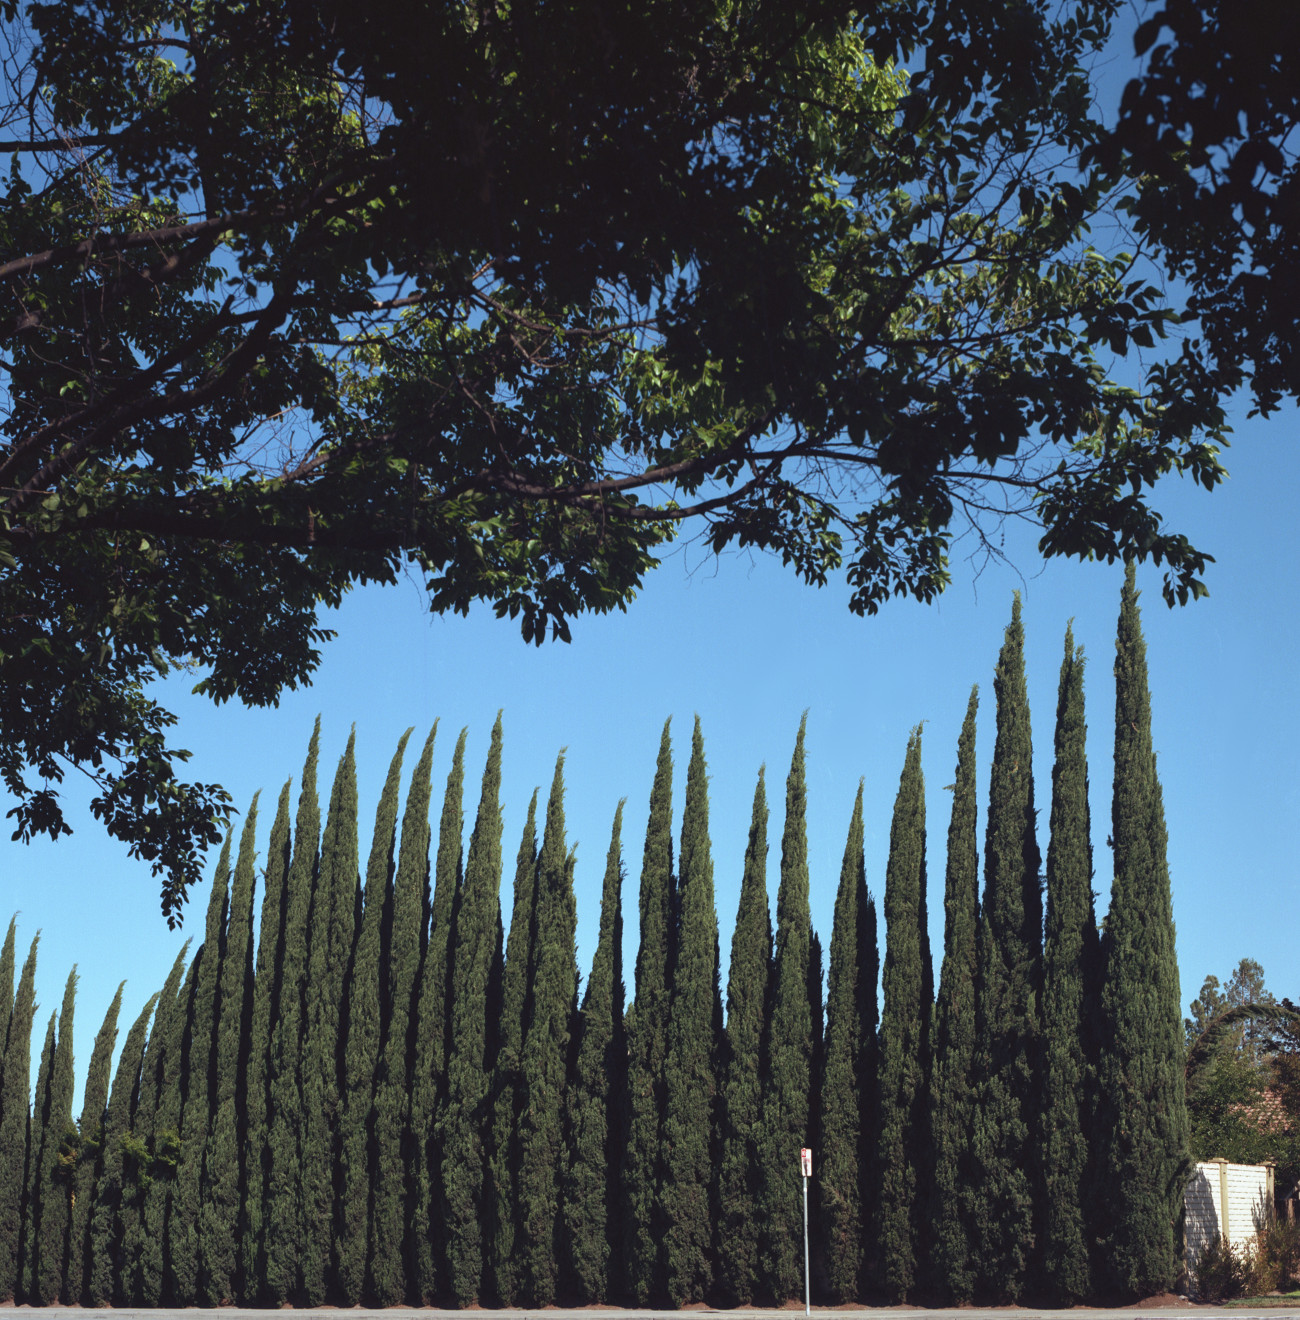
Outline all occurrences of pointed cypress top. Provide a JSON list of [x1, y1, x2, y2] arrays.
[[0, 916, 15, 1053]]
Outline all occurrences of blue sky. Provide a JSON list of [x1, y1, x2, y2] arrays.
[[5, 396, 1298, 1105]]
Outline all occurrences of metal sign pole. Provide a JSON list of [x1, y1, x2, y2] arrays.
[[800, 1147, 812, 1316]]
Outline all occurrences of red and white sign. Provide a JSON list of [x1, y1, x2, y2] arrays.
[[800, 1147, 812, 1177]]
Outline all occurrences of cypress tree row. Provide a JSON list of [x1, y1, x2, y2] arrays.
[[241, 780, 292, 1297], [486, 789, 538, 1305], [199, 797, 260, 1305], [563, 800, 626, 1304], [34, 968, 77, 1304], [265, 722, 322, 1301], [516, 754, 577, 1305], [819, 783, 870, 1302], [0, 932, 37, 1301], [1095, 563, 1188, 1298], [411, 725, 467, 1303], [718, 768, 771, 1306], [68, 980, 123, 1302], [661, 717, 721, 1306], [301, 733, 359, 1304], [875, 729, 931, 1301], [623, 718, 675, 1304], [338, 732, 410, 1304], [928, 687, 981, 1302], [0, 919, 12, 1068], [1040, 628, 1101, 1301], [170, 839, 231, 1304], [370, 723, 435, 1304], [760, 715, 813, 1303], [970, 596, 1042, 1301], [87, 990, 158, 1306], [442, 714, 505, 1305]]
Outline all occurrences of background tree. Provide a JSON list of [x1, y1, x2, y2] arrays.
[[875, 730, 931, 1302], [0, 0, 1232, 914], [661, 718, 721, 1306], [760, 716, 813, 1302], [563, 801, 627, 1304], [1095, 562, 1189, 1299], [718, 769, 771, 1306], [928, 688, 980, 1302], [969, 597, 1042, 1302]]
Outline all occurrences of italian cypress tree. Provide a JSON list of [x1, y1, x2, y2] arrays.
[[486, 789, 538, 1305], [0, 919, 13, 1065], [661, 718, 721, 1306], [760, 715, 813, 1303], [171, 839, 231, 1304], [121, 942, 189, 1304], [200, 796, 261, 1305], [34, 967, 76, 1304], [876, 729, 931, 1301], [301, 733, 360, 1304], [622, 718, 675, 1304], [265, 720, 322, 1302], [87, 990, 159, 1306], [718, 769, 771, 1305], [516, 754, 578, 1306], [1040, 628, 1100, 1301], [241, 780, 292, 1298], [23, 1011, 56, 1301], [338, 731, 410, 1304], [928, 687, 981, 1302], [410, 725, 467, 1303], [67, 980, 123, 1301], [370, 723, 435, 1304], [820, 784, 871, 1302], [970, 596, 1042, 1301], [0, 932, 37, 1301], [442, 715, 505, 1305], [1095, 563, 1188, 1298], [139, 954, 196, 1305], [563, 800, 626, 1304]]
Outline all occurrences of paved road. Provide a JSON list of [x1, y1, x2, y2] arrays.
[[5, 1307, 1299, 1320]]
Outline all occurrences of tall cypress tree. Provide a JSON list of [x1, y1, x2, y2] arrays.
[[67, 980, 123, 1302], [88, 990, 158, 1306], [820, 784, 871, 1303], [410, 726, 466, 1303], [1040, 628, 1100, 1301], [338, 731, 410, 1304], [301, 733, 360, 1304], [718, 769, 771, 1306], [970, 597, 1042, 1301], [23, 1011, 56, 1301], [516, 754, 577, 1306], [171, 839, 231, 1303], [928, 687, 981, 1302], [661, 717, 720, 1306], [622, 718, 675, 1304], [1095, 563, 1188, 1298], [486, 789, 538, 1305], [442, 715, 505, 1305], [34, 968, 77, 1305], [0, 932, 38, 1301], [265, 721, 322, 1301], [563, 800, 626, 1304], [0, 918, 13, 1067], [876, 729, 930, 1301], [241, 780, 292, 1298], [370, 723, 435, 1304], [760, 715, 813, 1302], [200, 796, 261, 1305]]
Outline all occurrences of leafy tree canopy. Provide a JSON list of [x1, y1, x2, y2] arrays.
[[0, 0, 1232, 915]]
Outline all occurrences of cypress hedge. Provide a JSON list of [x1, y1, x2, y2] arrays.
[[0, 932, 38, 1300]]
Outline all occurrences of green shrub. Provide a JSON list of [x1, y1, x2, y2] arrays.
[[1195, 1223, 1300, 1300]]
